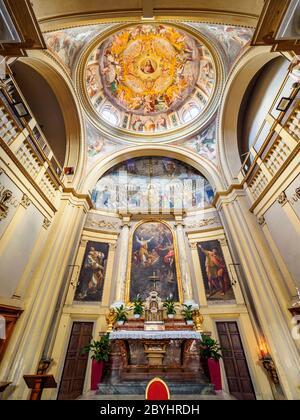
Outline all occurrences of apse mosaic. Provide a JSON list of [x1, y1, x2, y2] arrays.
[[91, 157, 214, 213], [129, 222, 179, 301], [85, 24, 215, 134]]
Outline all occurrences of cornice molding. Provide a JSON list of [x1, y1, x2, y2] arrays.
[[212, 184, 244, 207], [62, 188, 93, 209], [37, 12, 259, 33]]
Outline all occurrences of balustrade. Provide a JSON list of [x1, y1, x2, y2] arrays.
[[238, 78, 300, 206], [0, 74, 63, 207]]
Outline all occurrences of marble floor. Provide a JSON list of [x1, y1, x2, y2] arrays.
[[79, 391, 236, 400]]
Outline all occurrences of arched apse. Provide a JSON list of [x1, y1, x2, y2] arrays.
[[218, 47, 284, 187], [91, 157, 215, 213], [13, 51, 85, 189], [12, 60, 67, 166], [81, 145, 224, 198], [238, 56, 290, 159]]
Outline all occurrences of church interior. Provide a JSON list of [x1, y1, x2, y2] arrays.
[[0, 0, 300, 401]]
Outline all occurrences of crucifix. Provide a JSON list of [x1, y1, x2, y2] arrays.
[[148, 271, 160, 291]]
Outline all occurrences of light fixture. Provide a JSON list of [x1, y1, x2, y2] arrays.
[[276, 97, 292, 112], [13, 101, 29, 118]]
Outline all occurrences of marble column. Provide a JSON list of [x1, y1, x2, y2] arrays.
[[175, 215, 197, 307], [217, 189, 300, 400], [112, 215, 131, 307]]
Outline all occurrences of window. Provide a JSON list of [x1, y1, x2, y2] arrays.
[[181, 103, 200, 123], [100, 107, 119, 125]]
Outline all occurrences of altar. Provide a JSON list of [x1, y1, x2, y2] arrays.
[[110, 329, 202, 367], [98, 318, 213, 395], [98, 288, 213, 395]]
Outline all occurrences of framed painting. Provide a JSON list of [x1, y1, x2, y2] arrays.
[[13, 101, 29, 118], [197, 240, 235, 302], [74, 241, 109, 302], [127, 221, 182, 302]]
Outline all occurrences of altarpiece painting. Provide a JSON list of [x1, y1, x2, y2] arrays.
[[128, 221, 180, 302]]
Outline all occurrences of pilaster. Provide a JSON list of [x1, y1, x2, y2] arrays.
[[216, 189, 300, 399], [0, 190, 91, 399], [113, 215, 131, 306], [174, 214, 197, 306]]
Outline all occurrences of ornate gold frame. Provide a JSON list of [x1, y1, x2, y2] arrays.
[[125, 219, 183, 304]]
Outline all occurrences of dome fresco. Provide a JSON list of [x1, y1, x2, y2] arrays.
[[91, 157, 214, 213], [85, 24, 216, 134], [99, 25, 200, 115]]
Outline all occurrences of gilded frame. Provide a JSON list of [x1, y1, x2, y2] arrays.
[[125, 219, 183, 304]]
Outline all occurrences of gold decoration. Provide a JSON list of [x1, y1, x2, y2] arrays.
[[277, 192, 288, 206], [85, 218, 121, 231], [21, 194, 31, 209], [185, 217, 218, 229], [43, 218, 51, 229], [106, 308, 117, 332], [260, 355, 280, 385], [258, 216, 266, 226], [192, 309, 204, 332], [0, 189, 12, 221], [80, 239, 88, 247]]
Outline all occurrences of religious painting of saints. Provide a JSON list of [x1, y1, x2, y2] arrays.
[[74, 241, 109, 302], [196, 240, 235, 302], [129, 222, 180, 302]]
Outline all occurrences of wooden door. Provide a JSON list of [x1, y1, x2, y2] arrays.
[[57, 322, 93, 400], [0, 305, 23, 362], [216, 322, 256, 400]]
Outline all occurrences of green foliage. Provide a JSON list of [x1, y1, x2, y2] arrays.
[[132, 294, 144, 316], [199, 335, 222, 361], [82, 333, 111, 362], [115, 304, 128, 322], [182, 304, 194, 321], [163, 297, 176, 315]]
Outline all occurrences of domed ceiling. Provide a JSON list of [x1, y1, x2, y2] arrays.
[[83, 24, 217, 138], [44, 21, 253, 161]]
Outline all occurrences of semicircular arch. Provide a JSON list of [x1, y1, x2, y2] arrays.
[[81, 145, 224, 196], [218, 46, 282, 186], [17, 51, 85, 189]]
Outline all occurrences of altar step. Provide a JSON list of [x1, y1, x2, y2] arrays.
[[117, 368, 209, 384], [97, 381, 215, 396]]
